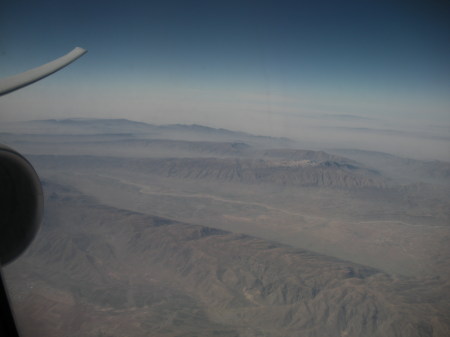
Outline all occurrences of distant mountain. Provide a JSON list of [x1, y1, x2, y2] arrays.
[[162, 123, 249, 136], [5, 181, 449, 337], [4, 118, 160, 135], [88, 138, 253, 157], [37, 118, 151, 127], [330, 149, 450, 184], [3, 118, 388, 190], [29, 155, 386, 189], [2, 118, 294, 147], [161, 123, 293, 144], [263, 148, 356, 163], [131, 157, 385, 188]]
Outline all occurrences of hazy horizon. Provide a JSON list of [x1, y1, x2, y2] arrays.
[[1, 1, 449, 160], [3, 115, 449, 162]]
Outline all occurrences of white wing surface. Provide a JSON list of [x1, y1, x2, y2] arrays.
[[0, 47, 87, 96]]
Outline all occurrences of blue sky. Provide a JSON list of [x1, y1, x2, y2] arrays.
[[1, 0, 449, 159]]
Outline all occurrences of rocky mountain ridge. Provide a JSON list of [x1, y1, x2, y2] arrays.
[[29, 154, 386, 189], [5, 182, 449, 337]]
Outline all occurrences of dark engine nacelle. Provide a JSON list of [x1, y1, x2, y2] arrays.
[[0, 144, 43, 266]]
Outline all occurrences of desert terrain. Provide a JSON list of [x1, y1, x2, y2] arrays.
[[1, 118, 449, 336]]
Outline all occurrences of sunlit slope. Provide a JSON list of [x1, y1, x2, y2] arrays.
[[5, 182, 450, 337]]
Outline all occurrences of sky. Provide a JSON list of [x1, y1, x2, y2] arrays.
[[0, 0, 449, 160]]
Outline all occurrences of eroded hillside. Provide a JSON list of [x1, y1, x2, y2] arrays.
[[5, 182, 450, 337]]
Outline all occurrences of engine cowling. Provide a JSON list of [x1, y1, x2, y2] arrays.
[[0, 144, 43, 266]]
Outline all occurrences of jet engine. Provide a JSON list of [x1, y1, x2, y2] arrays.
[[0, 144, 43, 266]]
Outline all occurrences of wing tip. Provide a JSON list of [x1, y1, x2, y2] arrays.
[[72, 47, 88, 57]]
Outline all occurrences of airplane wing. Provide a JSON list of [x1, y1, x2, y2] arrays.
[[0, 46, 87, 337], [0, 47, 87, 96]]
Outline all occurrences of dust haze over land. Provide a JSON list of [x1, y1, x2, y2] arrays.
[[2, 118, 450, 336]]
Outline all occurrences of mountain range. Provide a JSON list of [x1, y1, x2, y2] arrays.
[[1, 118, 449, 336]]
